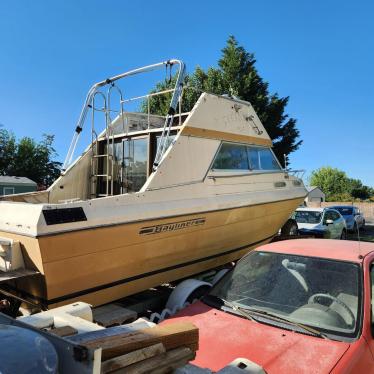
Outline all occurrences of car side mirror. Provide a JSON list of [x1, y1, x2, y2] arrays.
[[325, 219, 334, 225]]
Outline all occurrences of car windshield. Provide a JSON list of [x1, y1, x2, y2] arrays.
[[334, 207, 353, 216], [294, 210, 322, 224], [208, 251, 361, 339]]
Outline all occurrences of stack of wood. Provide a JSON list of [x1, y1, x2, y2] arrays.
[[77, 321, 199, 373]]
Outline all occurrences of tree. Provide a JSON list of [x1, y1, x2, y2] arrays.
[[0, 128, 16, 174], [310, 167, 350, 201], [0, 128, 61, 188], [143, 36, 302, 166], [310, 166, 374, 201], [348, 178, 372, 200]]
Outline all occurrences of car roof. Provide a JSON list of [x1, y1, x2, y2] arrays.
[[329, 205, 355, 209], [296, 207, 324, 212], [256, 239, 374, 263], [296, 207, 340, 213]]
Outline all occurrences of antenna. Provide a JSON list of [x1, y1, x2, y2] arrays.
[[356, 211, 362, 259]]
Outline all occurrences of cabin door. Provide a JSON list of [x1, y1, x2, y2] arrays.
[[121, 137, 148, 193]]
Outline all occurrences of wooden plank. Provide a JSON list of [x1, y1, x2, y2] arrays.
[[67, 320, 153, 344], [116, 347, 195, 374], [94, 308, 138, 327], [101, 343, 165, 373], [49, 325, 78, 337], [82, 322, 198, 360], [93, 304, 137, 327]]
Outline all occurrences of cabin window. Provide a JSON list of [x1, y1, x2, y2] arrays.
[[211, 142, 281, 172], [257, 148, 281, 170], [100, 137, 148, 195], [97, 130, 179, 197], [247, 148, 260, 170], [122, 137, 148, 193], [212, 143, 249, 170]]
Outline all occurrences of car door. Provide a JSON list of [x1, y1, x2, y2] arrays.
[[332, 210, 344, 238], [322, 210, 335, 238]]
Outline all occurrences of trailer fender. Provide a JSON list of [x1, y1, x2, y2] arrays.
[[211, 268, 230, 285], [166, 279, 212, 311]]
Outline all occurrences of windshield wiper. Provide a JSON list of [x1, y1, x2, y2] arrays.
[[238, 306, 328, 339], [204, 296, 327, 338], [203, 295, 255, 322]]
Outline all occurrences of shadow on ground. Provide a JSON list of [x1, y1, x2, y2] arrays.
[[347, 224, 374, 243]]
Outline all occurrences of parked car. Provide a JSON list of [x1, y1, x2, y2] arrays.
[[330, 205, 365, 232], [163, 239, 374, 373], [293, 207, 347, 239]]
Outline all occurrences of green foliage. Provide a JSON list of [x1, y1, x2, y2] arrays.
[[310, 166, 373, 202], [348, 178, 373, 200], [142, 36, 301, 166], [0, 129, 16, 174], [0, 128, 61, 188]]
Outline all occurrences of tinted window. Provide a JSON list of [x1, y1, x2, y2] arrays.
[[335, 207, 353, 216], [324, 211, 334, 223], [123, 137, 148, 192], [212, 143, 249, 170], [331, 211, 341, 221], [212, 143, 281, 171], [258, 148, 281, 170], [295, 210, 322, 224], [248, 148, 260, 169]]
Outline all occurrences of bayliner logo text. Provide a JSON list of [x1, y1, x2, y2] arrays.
[[139, 218, 206, 235]]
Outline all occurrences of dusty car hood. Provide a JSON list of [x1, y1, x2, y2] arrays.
[[162, 301, 350, 373], [297, 222, 321, 230]]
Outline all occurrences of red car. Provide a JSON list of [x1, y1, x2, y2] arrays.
[[163, 239, 374, 373]]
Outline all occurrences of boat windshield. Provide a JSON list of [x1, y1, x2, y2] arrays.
[[207, 251, 361, 339], [294, 210, 322, 224]]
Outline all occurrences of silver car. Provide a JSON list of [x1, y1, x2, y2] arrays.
[[330, 205, 365, 232], [293, 207, 347, 239]]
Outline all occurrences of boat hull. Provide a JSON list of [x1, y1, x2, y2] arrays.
[[0, 197, 303, 308]]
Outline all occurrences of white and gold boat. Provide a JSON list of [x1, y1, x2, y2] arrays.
[[0, 60, 307, 309]]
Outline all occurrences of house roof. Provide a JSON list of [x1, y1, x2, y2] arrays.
[[0, 176, 37, 186], [306, 185, 324, 194]]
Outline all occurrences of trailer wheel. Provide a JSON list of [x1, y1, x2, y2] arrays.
[[281, 218, 299, 236], [186, 284, 212, 303]]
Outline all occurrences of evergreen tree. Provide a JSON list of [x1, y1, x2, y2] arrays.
[[144, 36, 302, 166]]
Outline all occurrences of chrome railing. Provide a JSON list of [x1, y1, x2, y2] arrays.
[[286, 169, 306, 179], [63, 59, 186, 170]]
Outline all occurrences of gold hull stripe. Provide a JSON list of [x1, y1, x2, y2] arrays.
[[12, 233, 276, 306], [181, 126, 273, 147]]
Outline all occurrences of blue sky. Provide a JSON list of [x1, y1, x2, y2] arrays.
[[0, 1, 373, 185]]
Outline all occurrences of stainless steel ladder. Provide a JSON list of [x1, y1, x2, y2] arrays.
[[90, 84, 125, 198]]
